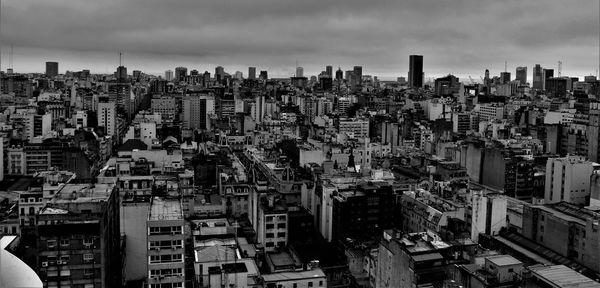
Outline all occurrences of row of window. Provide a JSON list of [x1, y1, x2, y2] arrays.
[[149, 268, 183, 278], [265, 241, 286, 248], [149, 226, 182, 235], [149, 240, 183, 249], [149, 254, 183, 264], [284, 280, 324, 288], [265, 223, 286, 229], [149, 282, 183, 288], [47, 238, 94, 249], [265, 215, 287, 222], [265, 232, 286, 238]]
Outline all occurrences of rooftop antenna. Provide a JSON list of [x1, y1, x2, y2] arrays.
[[504, 61, 507, 73], [119, 51, 122, 67], [558, 61, 562, 77], [9, 44, 12, 69]]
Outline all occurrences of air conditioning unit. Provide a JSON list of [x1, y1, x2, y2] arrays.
[[57, 260, 63, 265], [41, 262, 48, 267], [171, 246, 177, 250]]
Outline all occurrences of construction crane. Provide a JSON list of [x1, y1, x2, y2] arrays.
[[468, 76, 476, 85]]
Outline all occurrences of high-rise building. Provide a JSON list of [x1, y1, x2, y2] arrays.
[[147, 198, 185, 288], [190, 69, 199, 76], [215, 66, 225, 83], [532, 64, 543, 90], [132, 70, 142, 80], [335, 68, 343, 81], [353, 66, 362, 90], [516, 66, 527, 85], [174, 67, 187, 81], [326, 65, 333, 77], [45, 62, 59, 78], [165, 70, 174, 81], [408, 55, 423, 88], [545, 156, 596, 205], [115, 66, 127, 82], [36, 183, 121, 288], [296, 67, 304, 77], [182, 93, 215, 131], [248, 67, 256, 80], [97, 97, 117, 136], [544, 68, 554, 90], [259, 70, 268, 80], [500, 72, 511, 84]]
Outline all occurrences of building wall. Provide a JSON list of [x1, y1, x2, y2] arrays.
[[121, 201, 150, 282]]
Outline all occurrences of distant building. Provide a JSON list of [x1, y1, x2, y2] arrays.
[[516, 66, 527, 85], [115, 65, 127, 82], [248, 66, 256, 80], [353, 66, 363, 90], [335, 68, 343, 81], [326, 65, 333, 77], [45, 61, 59, 78], [175, 67, 188, 81], [257, 195, 288, 252], [409, 55, 424, 88], [97, 98, 117, 136], [165, 70, 174, 81], [296, 66, 304, 77], [470, 191, 507, 242], [532, 64, 543, 90], [500, 71, 511, 84], [182, 93, 215, 131]]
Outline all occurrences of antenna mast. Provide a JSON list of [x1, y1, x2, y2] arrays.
[[558, 61, 562, 77]]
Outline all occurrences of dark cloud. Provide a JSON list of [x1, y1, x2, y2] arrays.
[[2, 0, 598, 79]]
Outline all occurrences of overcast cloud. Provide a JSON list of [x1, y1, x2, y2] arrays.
[[1, 0, 599, 79]]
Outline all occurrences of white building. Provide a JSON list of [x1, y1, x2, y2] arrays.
[[545, 156, 598, 205], [73, 110, 88, 128], [475, 104, 505, 122], [471, 190, 507, 243], [182, 93, 215, 131], [338, 118, 369, 138], [147, 197, 185, 288], [262, 269, 327, 288], [98, 101, 117, 136]]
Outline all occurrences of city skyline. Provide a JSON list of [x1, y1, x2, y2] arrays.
[[1, 0, 599, 79]]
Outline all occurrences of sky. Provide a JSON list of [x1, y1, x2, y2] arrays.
[[1, 0, 599, 80]]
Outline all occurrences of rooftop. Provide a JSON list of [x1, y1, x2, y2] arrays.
[[50, 183, 115, 204], [149, 197, 183, 221], [486, 255, 522, 267], [529, 265, 598, 288], [262, 269, 326, 283]]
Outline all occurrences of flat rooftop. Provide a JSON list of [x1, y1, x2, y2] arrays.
[[262, 269, 326, 282], [149, 197, 182, 221], [52, 183, 115, 203], [529, 265, 598, 288], [486, 255, 522, 267]]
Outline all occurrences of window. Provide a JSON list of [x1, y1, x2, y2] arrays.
[[308, 281, 313, 287], [319, 280, 323, 286], [277, 223, 286, 229], [84, 268, 94, 276], [83, 238, 94, 247], [266, 224, 274, 229], [293, 284, 297, 288], [508, 268, 514, 273], [277, 241, 286, 247], [83, 253, 94, 262], [266, 233, 274, 238], [265, 242, 274, 247], [60, 239, 70, 247], [60, 255, 70, 262], [277, 232, 286, 238], [47, 240, 57, 249], [266, 216, 274, 222]]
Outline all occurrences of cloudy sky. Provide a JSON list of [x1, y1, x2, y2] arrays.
[[2, 0, 599, 80]]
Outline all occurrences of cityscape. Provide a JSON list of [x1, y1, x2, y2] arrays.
[[1, 1, 600, 288]]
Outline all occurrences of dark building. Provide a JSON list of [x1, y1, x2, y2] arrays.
[[546, 77, 569, 98], [516, 66, 527, 85], [291, 77, 308, 89], [259, 70, 268, 80], [532, 64, 543, 90], [326, 65, 333, 77], [331, 182, 399, 241], [190, 69, 199, 76], [335, 68, 343, 81], [45, 62, 59, 78], [108, 82, 132, 119], [132, 69, 142, 80], [504, 155, 535, 201], [434, 75, 460, 96], [500, 72, 511, 84], [352, 66, 363, 91], [36, 183, 121, 288], [319, 76, 333, 91], [114, 66, 127, 82], [248, 67, 256, 80], [409, 55, 424, 88], [175, 66, 188, 81]]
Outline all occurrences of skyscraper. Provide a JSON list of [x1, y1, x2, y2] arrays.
[[165, 70, 174, 81], [516, 66, 527, 85], [97, 97, 117, 136], [115, 66, 127, 82], [543, 68, 554, 90], [259, 70, 268, 80], [296, 67, 304, 77], [500, 72, 511, 84], [408, 55, 423, 88], [326, 66, 333, 77], [353, 66, 363, 90], [175, 67, 187, 81], [45, 61, 58, 78], [335, 68, 343, 81], [249, 67, 256, 80], [532, 64, 543, 90]]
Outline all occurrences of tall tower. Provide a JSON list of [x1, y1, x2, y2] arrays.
[[408, 55, 423, 88], [45, 62, 59, 78], [516, 66, 527, 85]]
